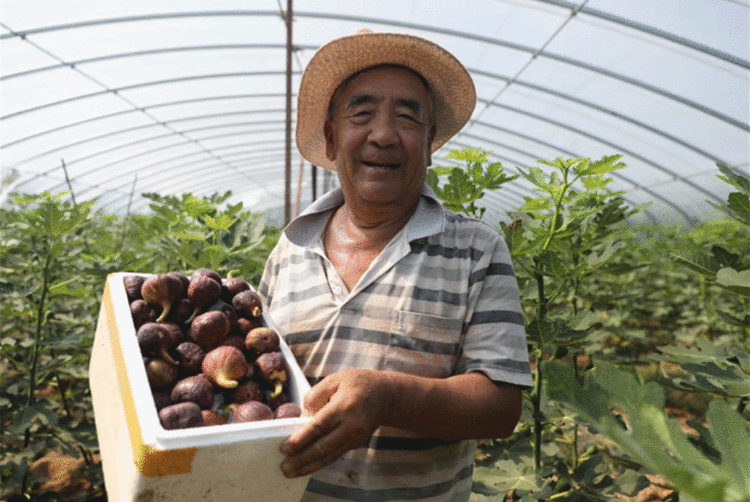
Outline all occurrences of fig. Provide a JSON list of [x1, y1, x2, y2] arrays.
[[159, 402, 202, 430], [232, 290, 263, 318], [222, 276, 250, 303], [231, 379, 263, 405], [145, 358, 179, 389], [141, 274, 184, 323], [256, 351, 287, 398], [201, 409, 227, 427], [244, 327, 280, 356], [130, 299, 158, 329], [137, 322, 179, 365], [232, 401, 273, 423], [160, 321, 185, 347], [166, 272, 190, 298], [124, 275, 145, 303], [186, 275, 222, 323], [174, 341, 206, 375], [171, 374, 215, 409], [169, 298, 194, 324], [236, 316, 263, 336], [202, 346, 249, 389], [190, 268, 222, 286], [267, 391, 291, 410], [220, 335, 247, 353], [208, 300, 239, 328], [189, 310, 230, 351], [274, 402, 302, 419]]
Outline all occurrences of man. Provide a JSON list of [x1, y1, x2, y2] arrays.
[[258, 29, 533, 502]]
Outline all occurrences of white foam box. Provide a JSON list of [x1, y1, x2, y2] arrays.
[[89, 272, 311, 502]]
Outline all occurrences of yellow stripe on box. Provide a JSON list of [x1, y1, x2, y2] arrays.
[[103, 277, 197, 477]]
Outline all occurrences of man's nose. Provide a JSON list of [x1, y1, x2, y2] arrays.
[[368, 113, 398, 146]]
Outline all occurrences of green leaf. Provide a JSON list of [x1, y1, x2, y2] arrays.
[[716, 268, 750, 297], [203, 213, 237, 232], [706, 399, 750, 499]]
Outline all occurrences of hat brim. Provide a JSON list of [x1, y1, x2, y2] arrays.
[[296, 32, 476, 170]]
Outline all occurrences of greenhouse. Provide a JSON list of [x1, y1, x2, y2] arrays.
[[1, 1, 749, 501]]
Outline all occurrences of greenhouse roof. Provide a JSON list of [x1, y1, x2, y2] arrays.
[[1, 0, 748, 227]]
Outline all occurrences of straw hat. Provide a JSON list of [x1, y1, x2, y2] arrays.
[[296, 29, 476, 170]]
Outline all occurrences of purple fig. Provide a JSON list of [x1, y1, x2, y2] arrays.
[[159, 402, 202, 430], [141, 274, 184, 323], [231, 380, 263, 405], [174, 341, 206, 375], [236, 316, 263, 336], [189, 310, 230, 351], [168, 298, 194, 324], [145, 358, 179, 389], [232, 401, 273, 423], [124, 275, 145, 303], [208, 300, 239, 328], [201, 409, 227, 427], [137, 322, 179, 365], [166, 272, 190, 298], [186, 276, 222, 323], [202, 346, 249, 389], [222, 276, 250, 303], [190, 268, 222, 286], [170, 374, 215, 410], [244, 327, 280, 356], [274, 402, 302, 419], [256, 351, 287, 398], [232, 290, 263, 319], [130, 299, 158, 329]]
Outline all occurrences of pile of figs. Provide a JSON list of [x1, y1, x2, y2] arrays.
[[123, 269, 302, 430]]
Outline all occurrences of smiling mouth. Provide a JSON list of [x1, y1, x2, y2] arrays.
[[363, 161, 399, 169]]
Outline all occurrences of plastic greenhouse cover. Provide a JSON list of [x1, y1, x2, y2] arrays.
[[1, 0, 748, 226]]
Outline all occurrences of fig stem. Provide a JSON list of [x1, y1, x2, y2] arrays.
[[215, 375, 239, 388], [270, 382, 284, 399]]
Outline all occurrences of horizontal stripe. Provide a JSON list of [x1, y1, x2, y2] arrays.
[[471, 310, 525, 326], [305, 464, 473, 502], [369, 435, 458, 451]]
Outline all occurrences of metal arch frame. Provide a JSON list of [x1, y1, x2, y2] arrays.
[[48, 127, 289, 200], [2, 93, 289, 149], [6, 65, 730, 206], [3, 9, 746, 127], [2, 7, 745, 221]]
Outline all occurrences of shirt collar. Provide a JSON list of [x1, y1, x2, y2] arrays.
[[283, 183, 446, 247]]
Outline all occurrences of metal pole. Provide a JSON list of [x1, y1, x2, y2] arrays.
[[284, 0, 293, 225]]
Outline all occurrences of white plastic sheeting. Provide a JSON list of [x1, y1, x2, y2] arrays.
[[1, 0, 748, 226]]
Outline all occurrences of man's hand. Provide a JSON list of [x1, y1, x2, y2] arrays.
[[278, 369, 522, 478], [279, 369, 393, 478]]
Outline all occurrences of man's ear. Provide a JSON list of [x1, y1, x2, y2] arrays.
[[324, 119, 336, 161]]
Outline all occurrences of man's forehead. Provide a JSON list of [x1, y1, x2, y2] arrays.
[[338, 66, 431, 105]]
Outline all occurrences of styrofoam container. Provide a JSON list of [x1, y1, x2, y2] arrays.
[[89, 272, 311, 502]]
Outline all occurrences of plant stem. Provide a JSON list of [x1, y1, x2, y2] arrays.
[[24, 247, 53, 448], [533, 269, 547, 472]]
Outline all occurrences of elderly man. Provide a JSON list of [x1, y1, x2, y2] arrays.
[[258, 30, 533, 502]]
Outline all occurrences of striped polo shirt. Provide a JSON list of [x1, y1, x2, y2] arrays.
[[258, 184, 533, 502]]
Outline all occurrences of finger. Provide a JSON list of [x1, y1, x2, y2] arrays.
[[281, 417, 353, 477], [302, 376, 338, 414], [281, 413, 330, 455]]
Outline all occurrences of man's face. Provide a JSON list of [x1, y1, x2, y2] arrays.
[[324, 66, 437, 209]]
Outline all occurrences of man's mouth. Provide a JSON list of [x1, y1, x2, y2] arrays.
[[362, 161, 399, 169]]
